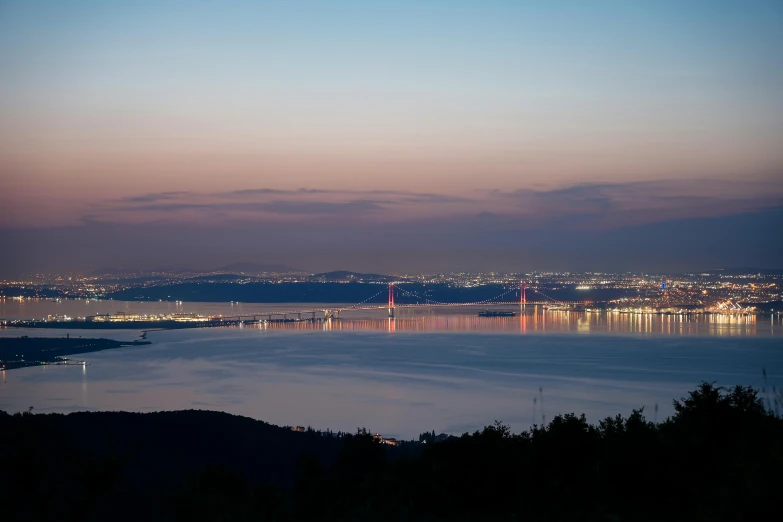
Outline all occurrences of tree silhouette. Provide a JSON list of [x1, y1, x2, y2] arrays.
[[1, 382, 781, 521]]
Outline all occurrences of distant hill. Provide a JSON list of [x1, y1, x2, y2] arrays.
[[215, 262, 300, 273]]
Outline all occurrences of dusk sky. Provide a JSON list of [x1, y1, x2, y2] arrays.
[[1, 0, 782, 275]]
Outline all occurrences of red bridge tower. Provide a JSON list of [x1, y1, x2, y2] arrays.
[[388, 283, 395, 318], [521, 281, 526, 310]]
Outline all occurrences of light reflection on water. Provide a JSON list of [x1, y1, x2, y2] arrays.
[[262, 310, 773, 336], [1, 299, 781, 337], [0, 302, 781, 439]]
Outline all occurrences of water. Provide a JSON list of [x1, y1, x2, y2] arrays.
[[1, 300, 782, 439]]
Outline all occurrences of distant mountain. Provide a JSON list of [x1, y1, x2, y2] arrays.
[[214, 262, 300, 273], [310, 270, 398, 281]]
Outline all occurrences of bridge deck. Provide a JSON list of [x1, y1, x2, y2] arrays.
[[215, 301, 590, 320]]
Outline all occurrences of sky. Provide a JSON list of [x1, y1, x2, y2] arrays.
[[1, 0, 782, 275]]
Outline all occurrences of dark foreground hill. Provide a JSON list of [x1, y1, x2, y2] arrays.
[[0, 410, 352, 521], [2, 382, 782, 521]]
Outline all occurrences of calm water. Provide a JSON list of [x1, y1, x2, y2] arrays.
[[1, 300, 782, 439]]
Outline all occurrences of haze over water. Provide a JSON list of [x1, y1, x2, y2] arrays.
[[2, 300, 781, 439]]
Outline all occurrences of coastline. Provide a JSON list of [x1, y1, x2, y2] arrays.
[[0, 336, 151, 370]]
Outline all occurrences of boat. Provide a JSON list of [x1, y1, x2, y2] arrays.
[[478, 310, 516, 317]]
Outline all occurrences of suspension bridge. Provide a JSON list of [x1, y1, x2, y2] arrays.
[[212, 282, 591, 323]]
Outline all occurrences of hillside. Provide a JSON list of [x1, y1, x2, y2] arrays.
[[2, 383, 782, 521]]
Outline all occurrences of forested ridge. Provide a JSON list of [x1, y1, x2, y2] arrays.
[[1, 382, 781, 521]]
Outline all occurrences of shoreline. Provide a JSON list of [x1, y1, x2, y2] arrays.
[[0, 336, 152, 371]]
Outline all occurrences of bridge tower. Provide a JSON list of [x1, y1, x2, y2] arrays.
[[521, 281, 526, 311], [388, 283, 395, 318]]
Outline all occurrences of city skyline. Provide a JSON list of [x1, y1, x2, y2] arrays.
[[1, 1, 782, 275]]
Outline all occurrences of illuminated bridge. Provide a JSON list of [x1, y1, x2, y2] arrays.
[[214, 282, 591, 322]]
